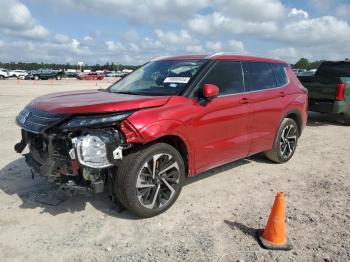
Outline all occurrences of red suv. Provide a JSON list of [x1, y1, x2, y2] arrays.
[[15, 54, 307, 217]]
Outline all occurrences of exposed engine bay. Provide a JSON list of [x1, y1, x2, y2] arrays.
[[14, 106, 133, 196]]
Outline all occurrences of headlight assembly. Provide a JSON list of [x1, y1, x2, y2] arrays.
[[62, 112, 132, 129], [72, 132, 123, 169]]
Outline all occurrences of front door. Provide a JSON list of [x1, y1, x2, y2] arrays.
[[191, 60, 252, 173]]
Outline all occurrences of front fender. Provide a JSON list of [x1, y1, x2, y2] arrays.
[[134, 119, 195, 176], [138, 119, 187, 142]]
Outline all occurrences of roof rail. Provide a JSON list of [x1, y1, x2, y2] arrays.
[[205, 52, 232, 58], [151, 55, 172, 61]]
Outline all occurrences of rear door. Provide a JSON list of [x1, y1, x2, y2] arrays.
[[191, 60, 252, 172], [242, 62, 288, 155]]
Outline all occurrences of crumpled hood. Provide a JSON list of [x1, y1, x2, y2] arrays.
[[29, 89, 171, 114]]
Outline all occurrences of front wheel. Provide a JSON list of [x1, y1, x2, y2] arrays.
[[33, 75, 39, 80], [56, 75, 62, 80], [0, 75, 4, 80], [115, 143, 185, 218], [265, 118, 299, 163]]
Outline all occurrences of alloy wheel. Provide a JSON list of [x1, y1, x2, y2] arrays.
[[136, 153, 180, 209], [279, 124, 297, 159]]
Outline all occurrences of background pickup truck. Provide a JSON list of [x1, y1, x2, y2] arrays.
[[298, 61, 350, 125], [32, 69, 64, 80]]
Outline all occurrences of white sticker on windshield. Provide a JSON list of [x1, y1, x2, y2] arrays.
[[163, 77, 190, 84]]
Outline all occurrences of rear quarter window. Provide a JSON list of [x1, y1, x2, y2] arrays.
[[271, 63, 288, 87], [243, 62, 277, 92]]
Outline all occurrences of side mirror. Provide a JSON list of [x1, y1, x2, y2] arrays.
[[203, 84, 219, 101]]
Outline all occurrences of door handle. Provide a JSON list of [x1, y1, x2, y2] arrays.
[[239, 98, 250, 104], [280, 91, 286, 97]]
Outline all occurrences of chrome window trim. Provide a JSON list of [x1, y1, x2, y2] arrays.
[[217, 63, 290, 98]]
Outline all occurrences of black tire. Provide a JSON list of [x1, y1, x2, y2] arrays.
[[265, 118, 299, 163], [33, 75, 39, 80], [56, 75, 62, 80], [344, 114, 350, 126], [0, 75, 4, 80], [115, 143, 185, 218]]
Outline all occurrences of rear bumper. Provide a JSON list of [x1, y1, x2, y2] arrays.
[[308, 100, 348, 114]]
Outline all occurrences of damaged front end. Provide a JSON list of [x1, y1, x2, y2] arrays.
[[14, 106, 135, 195]]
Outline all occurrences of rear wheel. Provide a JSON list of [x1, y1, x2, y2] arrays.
[[56, 75, 62, 80], [0, 75, 4, 80], [344, 114, 350, 126], [115, 143, 185, 218], [265, 118, 299, 163], [33, 75, 39, 80]]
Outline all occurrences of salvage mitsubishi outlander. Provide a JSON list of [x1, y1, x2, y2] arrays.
[[15, 54, 308, 217]]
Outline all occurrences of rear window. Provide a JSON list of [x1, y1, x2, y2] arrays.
[[316, 62, 350, 77], [271, 63, 288, 87], [243, 62, 277, 92]]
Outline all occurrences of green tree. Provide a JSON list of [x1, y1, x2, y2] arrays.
[[294, 58, 309, 69]]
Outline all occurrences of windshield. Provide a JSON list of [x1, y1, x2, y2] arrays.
[[109, 60, 207, 96]]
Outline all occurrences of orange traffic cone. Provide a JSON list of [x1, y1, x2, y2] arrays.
[[257, 192, 293, 250]]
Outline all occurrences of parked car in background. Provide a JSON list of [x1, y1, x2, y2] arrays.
[[298, 60, 350, 125], [32, 69, 64, 80], [105, 71, 125, 77], [293, 68, 308, 76], [297, 69, 317, 77], [77, 72, 104, 80], [65, 71, 79, 78], [14, 54, 307, 217], [0, 69, 9, 80], [104, 72, 116, 77], [9, 70, 28, 78]]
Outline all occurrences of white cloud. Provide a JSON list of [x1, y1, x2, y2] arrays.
[[155, 29, 191, 45], [1, 0, 350, 65], [278, 16, 350, 47], [48, 0, 210, 23], [214, 0, 286, 22], [0, 0, 49, 39], [336, 4, 350, 19], [228, 40, 245, 53], [288, 8, 309, 19], [122, 29, 140, 42], [106, 41, 126, 52], [185, 45, 205, 53], [268, 47, 313, 63], [188, 12, 278, 36], [206, 41, 222, 52], [140, 37, 163, 50], [54, 34, 70, 44]]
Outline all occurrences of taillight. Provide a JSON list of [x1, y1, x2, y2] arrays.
[[336, 83, 346, 101]]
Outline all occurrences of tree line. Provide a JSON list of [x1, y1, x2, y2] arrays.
[[292, 58, 325, 70], [0, 62, 140, 71], [0, 58, 337, 71]]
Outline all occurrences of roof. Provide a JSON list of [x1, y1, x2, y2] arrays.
[[153, 53, 288, 64]]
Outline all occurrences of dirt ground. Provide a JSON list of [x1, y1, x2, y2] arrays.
[[0, 78, 349, 262]]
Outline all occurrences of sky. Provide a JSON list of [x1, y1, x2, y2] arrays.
[[0, 0, 350, 65]]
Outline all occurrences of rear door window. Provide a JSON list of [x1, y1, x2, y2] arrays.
[[200, 61, 244, 95], [243, 62, 277, 92], [271, 63, 288, 87]]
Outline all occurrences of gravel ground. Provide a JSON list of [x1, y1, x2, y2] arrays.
[[0, 79, 349, 262]]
